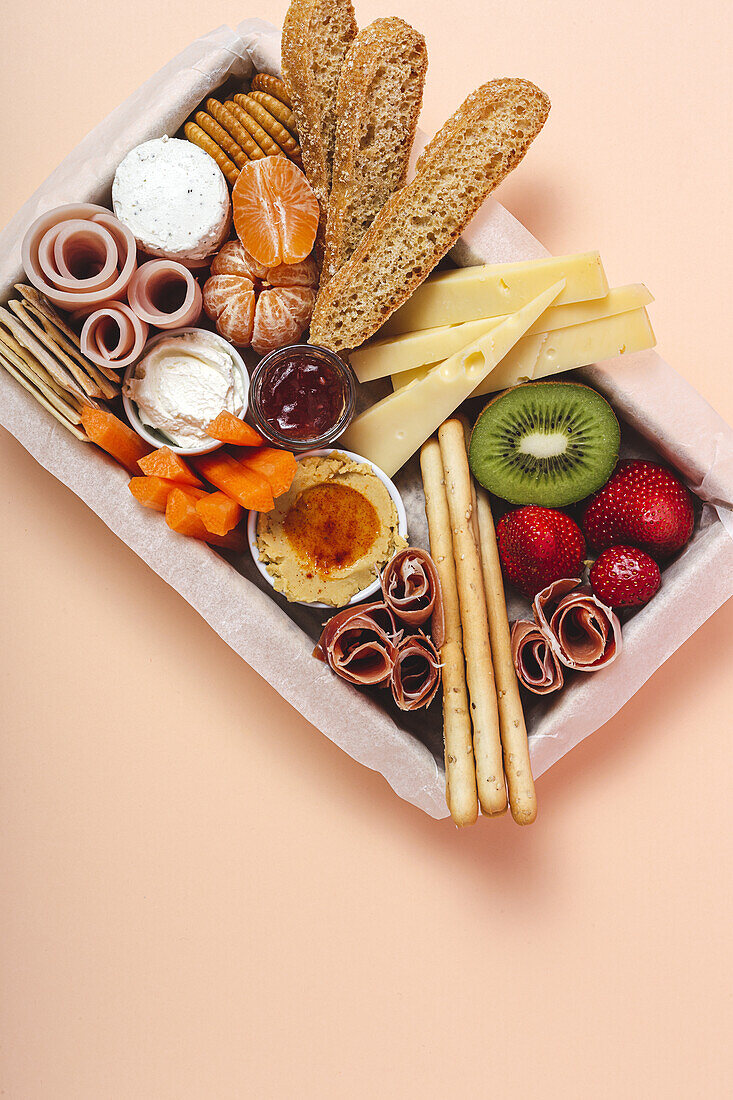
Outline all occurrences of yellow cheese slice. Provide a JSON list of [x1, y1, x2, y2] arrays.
[[379, 251, 608, 337], [352, 284, 653, 382], [392, 307, 656, 396], [340, 279, 566, 478]]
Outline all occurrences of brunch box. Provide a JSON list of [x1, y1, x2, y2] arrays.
[[2, 16, 733, 821]]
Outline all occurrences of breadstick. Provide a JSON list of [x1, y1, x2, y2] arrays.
[[183, 123, 240, 186], [194, 112, 250, 168], [420, 438, 478, 827], [438, 419, 506, 816], [476, 487, 537, 825], [248, 91, 298, 136]]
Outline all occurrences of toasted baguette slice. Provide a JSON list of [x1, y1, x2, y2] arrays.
[[322, 17, 428, 283], [310, 78, 551, 352], [281, 0, 358, 229]]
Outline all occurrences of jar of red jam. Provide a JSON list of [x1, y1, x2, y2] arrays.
[[249, 344, 357, 451]]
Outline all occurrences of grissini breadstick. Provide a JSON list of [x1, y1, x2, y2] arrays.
[[420, 438, 478, 827], [438, 419, 507, 816], [475, 487, 538, 825]]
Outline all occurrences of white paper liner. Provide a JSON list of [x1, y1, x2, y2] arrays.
[[1, 19, 732, 818]]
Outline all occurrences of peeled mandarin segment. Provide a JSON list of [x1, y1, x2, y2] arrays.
[[202, 274, 256, 346], [266, 256, 318, 288], [210, 239, 267, 280], [252, 286, 316, 355], [232, 156, 318, 267]]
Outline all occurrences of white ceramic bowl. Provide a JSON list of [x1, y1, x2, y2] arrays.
[[247, 448, 408, 609], [122, 326, 250, 456]]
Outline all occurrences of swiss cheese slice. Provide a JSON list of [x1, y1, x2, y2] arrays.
[[379, 251, 608, 337], [340, 279, 566, 478], [391, 307, 656, 395], [353, 284, 653, 382]]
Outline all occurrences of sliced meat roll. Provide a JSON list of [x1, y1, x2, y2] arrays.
[[314, 601, 400, 686], [510, 619, 565, 695], [390, 632, 442, 711], [381, 547, 445, 645], [533, 578, 622, 672]]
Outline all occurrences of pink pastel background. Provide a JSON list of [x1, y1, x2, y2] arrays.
[[1, 2, 732, 1095]]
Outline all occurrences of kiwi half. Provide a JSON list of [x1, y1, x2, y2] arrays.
[[469, 381, 620, 506]]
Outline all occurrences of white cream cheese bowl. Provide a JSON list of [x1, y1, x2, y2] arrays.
[[122, 326, 249, 456], [247, 448, 409, 610]]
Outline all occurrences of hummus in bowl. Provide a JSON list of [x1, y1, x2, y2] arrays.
[[249, 450, 408, 607]]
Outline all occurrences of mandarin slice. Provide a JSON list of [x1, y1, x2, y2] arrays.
[[252, 286, 316, 355], [232, 156, 319, 267], [202, 274, 256, 345], [210, 239, 268, 281]]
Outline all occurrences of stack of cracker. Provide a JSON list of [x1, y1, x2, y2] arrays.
[[0, 286, 121, 441]]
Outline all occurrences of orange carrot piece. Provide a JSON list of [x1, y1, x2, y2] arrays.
[[192, 452, 274, 512], [206, 411, 263, 447], [237, 446, 297, 499], [165, 489, 246, 550], [195, 491, 243, 536], [80, 406, 152, 474], [138, 446, 204, 487], [129, 476, 208, 512]]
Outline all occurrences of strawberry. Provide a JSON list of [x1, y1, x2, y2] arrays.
[[581, 460, 694, 559], [589, 545, 661, 608], [496, 506, 586, 598]]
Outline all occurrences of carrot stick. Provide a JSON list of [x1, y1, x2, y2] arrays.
[[476, 487, 537, 825], [80, 406, 152, 474], [129, 476, 180, 512], [165, 488, 246, 550], [236, 446, 297, 498], [138, 446, 204, 487], [192, 451, 274, 512], [196, 491, 243, 536], [206, 410, 264, 447]]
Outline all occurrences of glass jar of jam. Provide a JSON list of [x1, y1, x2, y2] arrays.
[[249, 344, 356, 451]]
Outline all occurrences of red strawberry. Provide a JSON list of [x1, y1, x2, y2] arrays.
[[581, 460, 694, 559], [589, 545, 661, 609], [496, 506, 586, 598]]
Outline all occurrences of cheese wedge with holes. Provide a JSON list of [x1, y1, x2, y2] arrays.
[[379, 251, 608, 337], [340, 280, 566, 477], [353, 284, 653, 382], [391, 307, 656, 396]]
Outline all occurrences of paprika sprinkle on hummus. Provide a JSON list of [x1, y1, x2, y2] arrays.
[[256, 452, 407, 606]]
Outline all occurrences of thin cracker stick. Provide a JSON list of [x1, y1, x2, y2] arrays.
[[0, 350, 89, 440], [476, 487, 537, 825], [9, 299, 118, 399], [438, 418, 506, 816], [0, 306, 94, 399], [16, 284, 82, 347], [420, 437, 478, 827], [0, 332, 84, 410]]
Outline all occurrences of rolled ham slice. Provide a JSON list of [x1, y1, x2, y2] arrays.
[[314, 601, 400, 687], [127, 260, 203, 329], [510, 619, 565, 695], [80, 302, 148, 370], [390, 633, 442, 711], [380, 547, 445, 646], [533, 578, 622, 672], [21, 204, 137, 309]]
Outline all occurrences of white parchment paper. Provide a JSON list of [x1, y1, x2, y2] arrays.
[[1, 20, 732, 818]]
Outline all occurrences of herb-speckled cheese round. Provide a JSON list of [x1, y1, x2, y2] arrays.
[[112, 137, 231, 263]]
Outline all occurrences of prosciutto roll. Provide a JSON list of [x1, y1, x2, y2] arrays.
[[314, 602, 400, 687], [510, 619, 565, 695], [127, 260, 203, 329], [390, 632, 442, 711], [381, 547, 445, 646], [80, 302, 148, 370], [533, 578, 622, 672], [21, 204, 137, 309]]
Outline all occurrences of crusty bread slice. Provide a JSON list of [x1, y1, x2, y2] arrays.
[[281, 0, 358, 231], [310, 78, 551, 352], [322, 17, 428, 284]]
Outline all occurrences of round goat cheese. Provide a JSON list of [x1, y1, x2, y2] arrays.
[[112, 137, 231, 263]]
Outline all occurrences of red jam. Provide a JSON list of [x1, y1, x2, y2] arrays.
[[258, 351, 348, 442]]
